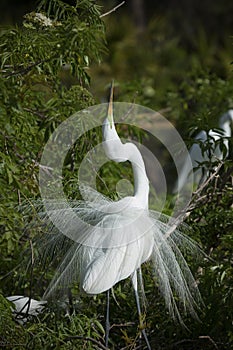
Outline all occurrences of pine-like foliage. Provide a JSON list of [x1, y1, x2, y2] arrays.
[[0, 0, 106, 290]]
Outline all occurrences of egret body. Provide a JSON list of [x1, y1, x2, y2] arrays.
[[6, 295, 47, 324], [35, 83, 202, 348]]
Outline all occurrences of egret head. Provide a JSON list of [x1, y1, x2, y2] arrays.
[[107, 80, 114, 128], [102, 81, 127, 162], [228, 109, 233, 123], [219, 109, 233, 125]]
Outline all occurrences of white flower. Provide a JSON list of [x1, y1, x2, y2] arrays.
[[34, 12, 53, 27]]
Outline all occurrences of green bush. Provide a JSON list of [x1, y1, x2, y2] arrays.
[[0, 0, 233, 349]]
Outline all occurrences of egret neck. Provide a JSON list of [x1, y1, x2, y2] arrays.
[[124, 142, 149, 210]]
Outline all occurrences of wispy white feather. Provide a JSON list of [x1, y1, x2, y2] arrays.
[[25, 82, 203, 325]]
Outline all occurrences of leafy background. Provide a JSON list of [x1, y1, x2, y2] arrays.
[[0, 0, 233, 349]]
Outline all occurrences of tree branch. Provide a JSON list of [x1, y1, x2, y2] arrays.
[[100, 1, 125, 18], [4, 58, 53, 78], [23, 107, 47, 120], [199, 335, 219, 349], [165, 161, 225, 238], [63, 335, 109, 350]]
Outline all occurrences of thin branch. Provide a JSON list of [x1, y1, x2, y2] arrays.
[[63, 335, 109, 350], [23, 107, 47, 120], [218, 165, 233, 190], [171, 338, 196, 347], [20, 239, 35, 317], [31, 160, 54, 172], [0, 342, 26, 347], [199, 335, 219, 349], [110, 321, 135, 330], [192, 161, 223, 197], [165, 161, 224, 238], [4, 57, 53, 78], [30, 239, 35, 266], [100, 1, 125, 18]]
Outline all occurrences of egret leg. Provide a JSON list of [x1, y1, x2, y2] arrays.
[[105, 289, 110, 348], [133, 271, 151, 350]]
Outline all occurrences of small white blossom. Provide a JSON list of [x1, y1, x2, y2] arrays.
[[34, 12, 53, 27]]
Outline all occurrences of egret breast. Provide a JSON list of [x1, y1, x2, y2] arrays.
[[80, 210, 154, 294]]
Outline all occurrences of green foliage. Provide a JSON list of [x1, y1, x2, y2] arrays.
[[184, 170, 233, 349], [0, 0, 233, 349], [1, 0, 105, 83], [166, 70, 233, 133], [0, 0, 105, 290], [0, 294, 28, 349], [0, 292, 106, 349]]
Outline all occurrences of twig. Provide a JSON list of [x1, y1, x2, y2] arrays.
[[218, 165, 233, 190], [0, 342, 26, 347], [120, 341, 145, 350], [18, 189, 21, 205], [4, 57, 53, 78], [32, 159, 53, 171], [85, 152, 110, 193], [120, 103, 136, 122], [165, 161, 224, 238], [23, 107, 47, 120], [64, 335, 109, 350], [21, 239, 35, 317], [110, 321, 135, 330], [100, 1, 125, 18], [30, 239, 35, 266], [171, 338, 196, 347], [199, 335, 219, 349], [192, 161, 223, 197]]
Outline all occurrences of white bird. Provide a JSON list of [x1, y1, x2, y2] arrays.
[[175, 110, 233, 192], [6, 295, 47, 324], [33, 82, 202, 348]]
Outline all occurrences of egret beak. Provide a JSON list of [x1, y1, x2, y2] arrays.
[[107, 81, 114, 128]]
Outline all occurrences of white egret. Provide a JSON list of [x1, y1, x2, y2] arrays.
[[33, 83, 202, 349], [6, 295, 47, 324], [175, 110, 233, 192]]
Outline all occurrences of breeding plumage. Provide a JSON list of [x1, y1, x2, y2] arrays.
[[31, 83, 202, 348]]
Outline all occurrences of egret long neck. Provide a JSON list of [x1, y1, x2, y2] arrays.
[[127, 144, 149, 209]]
